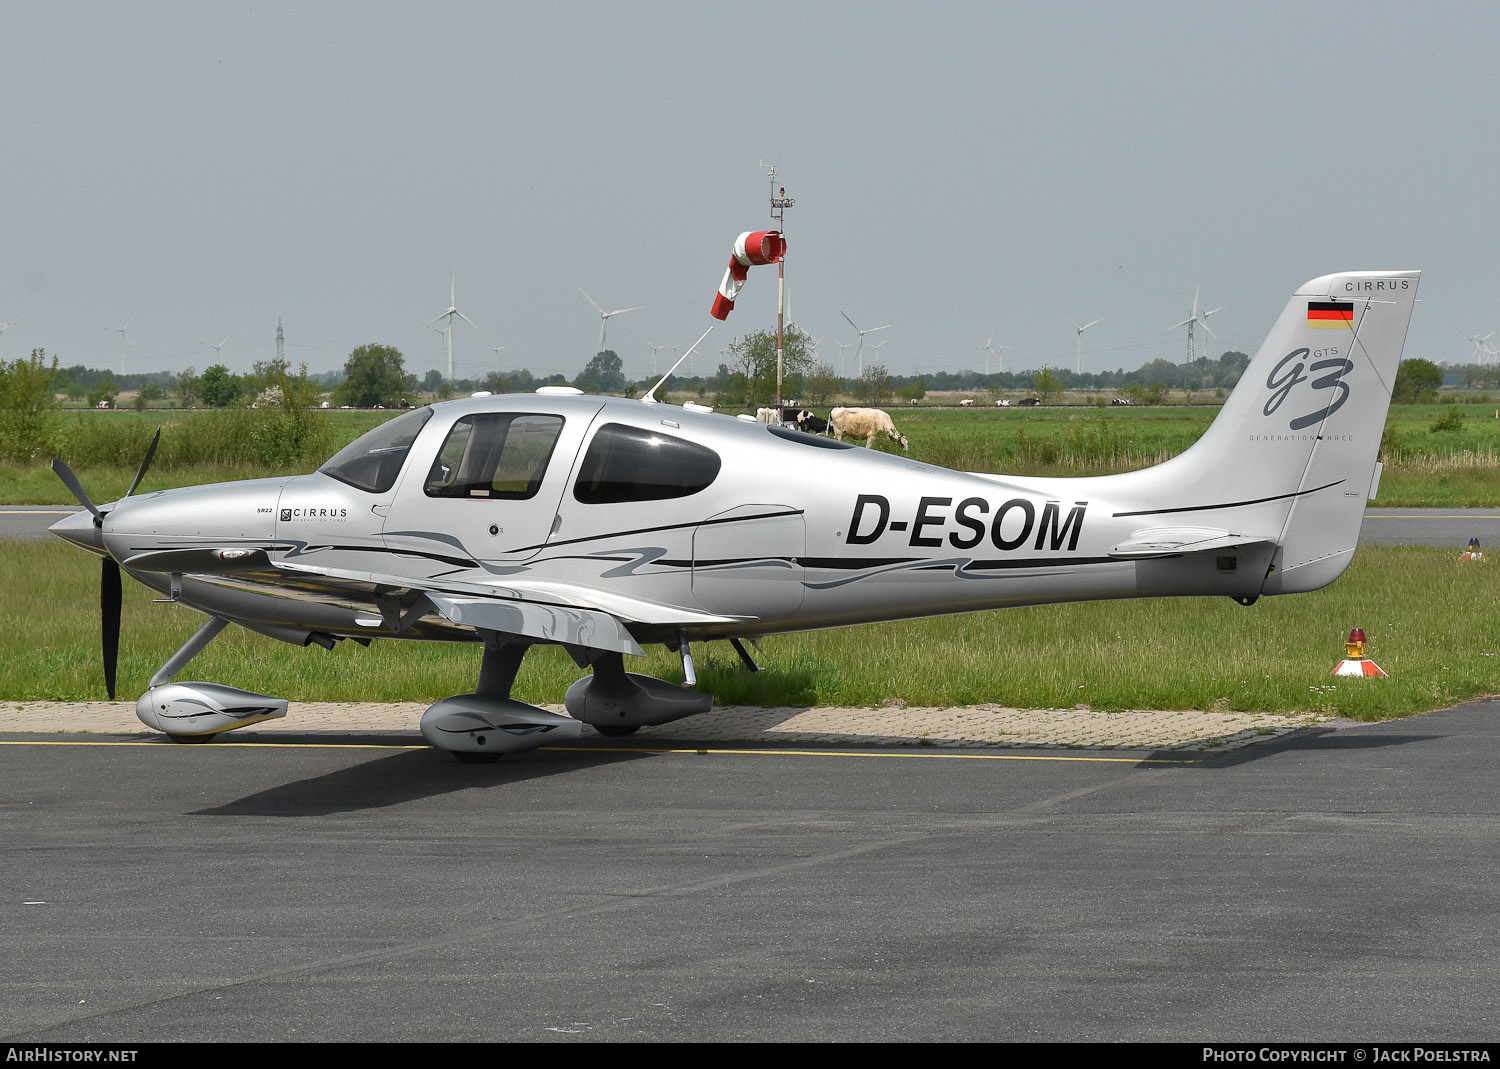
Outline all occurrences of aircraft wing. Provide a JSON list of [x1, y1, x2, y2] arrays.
[[120, 548, 750, 657], [264, 558, 750, 657], [1108, 527, 1278, 560]]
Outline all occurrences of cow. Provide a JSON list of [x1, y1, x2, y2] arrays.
[[795, 411, 829, 435], [959, 398, 975, 407], [755, 407, 777, 424], [829, 407, 909, 451], [994, 399, 1010, 407]]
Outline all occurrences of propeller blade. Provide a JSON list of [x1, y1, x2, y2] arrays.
[[125, 427, 161, 498], [580, 288, 605, 316], [102, 557, 121, 699], [50, 458, 103, 523]]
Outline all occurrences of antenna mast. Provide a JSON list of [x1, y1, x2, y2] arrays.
[[276, 316, 285, 365]]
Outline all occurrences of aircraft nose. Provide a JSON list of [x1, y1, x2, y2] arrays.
[[50, 508, 107, 555]]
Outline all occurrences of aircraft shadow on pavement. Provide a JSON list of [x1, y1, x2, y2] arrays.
[[192, 742, 658, 817], [1200, 724, 1446, 767]]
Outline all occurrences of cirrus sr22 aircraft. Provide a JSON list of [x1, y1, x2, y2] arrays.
[[51, 270, 1418, 761]]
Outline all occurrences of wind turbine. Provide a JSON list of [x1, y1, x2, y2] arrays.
[[840, 311, 891, 377], [490, 345, 508, 380], [0, 321, 11, 358], [1170, 286, 1224, 364], [105, 318, 135, 375], [203, 335, 231, 362], [833, 339, 851, 377], [581, 289, 641, 357], [426, 273, 479, 383], [978, 333, 1008, 375], [649, 342, 670, 377], [1067, 315, 1104, 374], [1465, 331, 1496, 364]]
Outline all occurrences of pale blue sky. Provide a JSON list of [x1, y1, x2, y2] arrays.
[[3, 0, 1494, 382]]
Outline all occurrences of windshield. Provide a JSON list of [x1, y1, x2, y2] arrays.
[[319, 407, 433, 493]]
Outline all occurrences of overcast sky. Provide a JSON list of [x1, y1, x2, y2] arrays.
[[3, 0, 1495, 384]]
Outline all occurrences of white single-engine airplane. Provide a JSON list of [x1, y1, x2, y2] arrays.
[[51, 270, 1418, 761]]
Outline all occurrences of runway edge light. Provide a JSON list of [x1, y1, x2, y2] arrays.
[[1332, 627, 1388, 678], [1461, 537, 1486, 563]]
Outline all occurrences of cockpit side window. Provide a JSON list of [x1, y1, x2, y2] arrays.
[[573, 423, 722, 504], [425, 413, 564, 499], [319, 407, 433, 494]]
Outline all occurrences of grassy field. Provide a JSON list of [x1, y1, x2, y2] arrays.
[[4, 542, 1494, 719], [6, 401, 1496, 506]]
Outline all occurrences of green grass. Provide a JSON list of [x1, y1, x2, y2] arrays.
[[4, 542, 1494, 720], [4, 402, 1497, 505]]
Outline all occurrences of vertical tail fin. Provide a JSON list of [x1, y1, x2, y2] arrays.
[[1121, 270, 1418, 594]]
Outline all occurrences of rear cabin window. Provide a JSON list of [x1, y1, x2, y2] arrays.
[[573, 423, 721, 504], [425, 413, 564, 499], [319, 407, 433, 494]]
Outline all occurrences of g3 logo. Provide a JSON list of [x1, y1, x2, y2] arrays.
[[1264, 348, 1353, 430]]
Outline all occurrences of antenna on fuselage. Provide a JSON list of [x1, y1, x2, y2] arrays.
[[641, 326, 714, 405]]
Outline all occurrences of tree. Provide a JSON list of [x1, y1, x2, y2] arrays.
[[802, 362, 840, 407], [899, 380, 927, 403], [574, 350, 626, 394], [333, 344, 406, 408], [87, 376, 119, 410], [727, 326, 816, 406], [1033, 366, 1063, 405], [199, 365, 240, 408], [1393, 358, 1442, 404], [0, 348, 60, 461], [856, 363, 893, 406], [177, 366, 200, 408]]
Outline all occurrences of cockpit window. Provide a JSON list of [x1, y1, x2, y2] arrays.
[[573, 423, 721, 504], [425, 413, 564, 499], [319, 407, 433, 494]]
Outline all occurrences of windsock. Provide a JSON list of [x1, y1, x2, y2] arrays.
[[711, 230, 785, 320]]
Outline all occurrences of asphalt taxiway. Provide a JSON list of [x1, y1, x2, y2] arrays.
[[4, 697, 1500, 1042]]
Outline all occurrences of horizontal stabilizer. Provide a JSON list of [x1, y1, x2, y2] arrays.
[[1109, 527, 1277, 560]]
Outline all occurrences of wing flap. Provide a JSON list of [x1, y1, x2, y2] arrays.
[[426, 594, 645, 657]]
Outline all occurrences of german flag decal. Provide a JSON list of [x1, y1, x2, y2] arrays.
[[1308, 300, 1354, 329]]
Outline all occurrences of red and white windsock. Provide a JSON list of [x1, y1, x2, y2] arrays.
[[710, 230, 786, 320]]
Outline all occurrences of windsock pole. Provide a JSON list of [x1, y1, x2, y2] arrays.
[[770, 175, 795, 405]]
